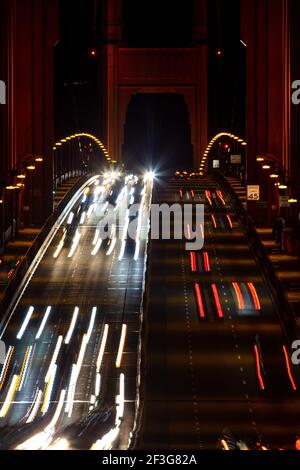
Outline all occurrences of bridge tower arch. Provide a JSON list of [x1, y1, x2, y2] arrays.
[[98, 0, 208, 168]]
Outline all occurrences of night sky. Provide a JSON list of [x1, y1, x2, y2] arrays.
[[55, 0, 245, 170]]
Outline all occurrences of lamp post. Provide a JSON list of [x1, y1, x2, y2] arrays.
[[256, 154, 296, 225]]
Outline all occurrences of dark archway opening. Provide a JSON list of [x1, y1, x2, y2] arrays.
[[123, 94, 193, 174]]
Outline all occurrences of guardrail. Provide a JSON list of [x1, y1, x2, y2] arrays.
[[128, 183, 155, 450], [0, 173, 93, 324], [212, 170, 298, 341]]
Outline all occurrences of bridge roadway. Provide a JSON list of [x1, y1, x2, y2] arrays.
[[0, 173, 152, 450], [137, 175, 300, 450]]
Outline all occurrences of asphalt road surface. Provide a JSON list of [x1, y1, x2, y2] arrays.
[[1, 173, 299, 451], [0, 173, 152, 450], [137, 175, 300, 450]]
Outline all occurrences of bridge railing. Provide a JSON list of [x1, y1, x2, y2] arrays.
[[53, 132, 115, 189], [212, 170, 299, 341]]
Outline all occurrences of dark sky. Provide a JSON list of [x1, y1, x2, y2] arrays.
[[55, 0, 245, 168], [122, 0, 193, 46]]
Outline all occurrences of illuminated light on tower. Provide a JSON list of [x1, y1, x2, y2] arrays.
[[89, 48, 97, 58]]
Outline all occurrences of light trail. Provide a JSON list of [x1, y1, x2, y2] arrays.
[[96, 324, 109, 371], [79, 211, 86, 225], [115, 186, 127, 205], [247, 282, 261, 311], [66, 334, 88, 418], [0, 346, 14, 391], [221, 439, 230, 451], [17, 306, 34, 340], [134, 240, 141, 261], [203, 252, 211, 272], [0, 375, 20, 418], [216, 190, 226, 206], [211, 215, 217, 229], [232, 282, 245, 310], [106, 237, 117, 256], [254, 345, 265, 391], [36, 306, 52, 340], [65, 307, 79, 345], [18, 345, 33, 391], [87, 204, 95, 218], [212, 284, 224, 318], [118, 240, 127, 261], [106, 224, 117, 256], [283, 346, 297, 391], [116, 373, 125, 425], [47, 439, 70, 451], [195, 283, 205, 319], [16, 431, 52, 451], [42, 364, 57, 415], [190, 252, 197, 273], [92, 228, 100, 246], [45, 389, 67, 433], [26, 389, 43, 424], [86, 307, 97, 343], [95, 373, 101, 397], [68, 230, 81, 258], [93, 185, 102, 203], [53, 237, 65, 259], [134, 188, 147, 261], [67, 212, 74, 225], [116, 324, 127, 368], [91, 237, 103, 256], [65, 364, 77, 417], [91, 427, 120, 451], [226, 214, 233, 229], [91, 374, 125, 450], [45, 336, 63, 383], [205, 190, 213, 206], [76, 334, 88, 375]]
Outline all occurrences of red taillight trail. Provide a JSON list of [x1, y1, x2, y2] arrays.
[[283, 345, 297, 391], [247, 282, 261, 311], [195, 283, 205, 318], [190, 252, 197, 272], [212, 284, 224, 318], [203, 252, 211, 272], [254, 345, 265, 391], [232, 282, 245, 310]]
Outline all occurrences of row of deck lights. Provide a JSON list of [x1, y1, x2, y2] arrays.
[[0, 156, 44, 204], [53, 133, 117, 164], [1, 132, 114, 204], [256, 156, 298, 203], [199, 132, 247, 175]]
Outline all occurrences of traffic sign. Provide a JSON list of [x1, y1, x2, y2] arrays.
[[247, 185, 260, 201]]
